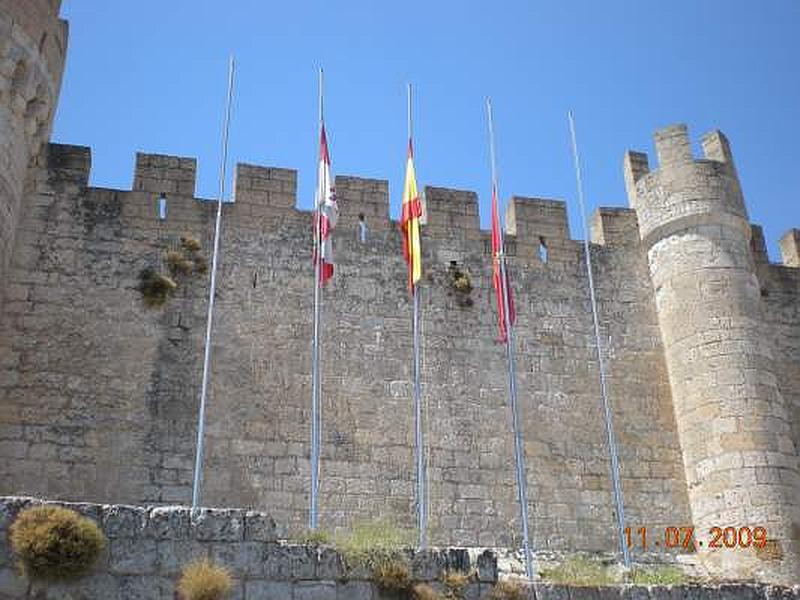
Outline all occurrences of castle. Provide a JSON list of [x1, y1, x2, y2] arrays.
[[0, 0, 798, 586]]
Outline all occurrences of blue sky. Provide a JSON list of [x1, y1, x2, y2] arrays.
[[55, 1, 800, 260]]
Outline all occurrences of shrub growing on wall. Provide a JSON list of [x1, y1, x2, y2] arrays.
[[177, 559, 233, 600], [9, 505, 106, 580]]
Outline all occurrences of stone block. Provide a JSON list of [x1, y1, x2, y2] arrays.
[[337, 580, 374, 600], [156, 539, 209, 575], [191, 508, 245, 542], [245, 580, 293, 599], [109, 536, 157, 575], [102, 504, 146, 538], [146, 506, 191, 540], [244, 510, 278, 542], [210, 541, 266, 577], [295, 580, 337, 600], [476, 550, 497, 583]]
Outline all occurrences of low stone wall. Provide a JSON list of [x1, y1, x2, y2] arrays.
[[1, 497, 798, 600]]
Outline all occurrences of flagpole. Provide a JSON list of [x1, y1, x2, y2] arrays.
[[567, 110, 630, 568], [309, 68, 324, 531], [486, 98, 534, 580], [192, 55, 235, 510], [408, 83, 428, 549]]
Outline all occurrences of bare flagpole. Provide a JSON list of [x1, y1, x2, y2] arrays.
[[486, 98, 534, 580], [309, 68, 324, 530], [192, 55, 236, 509], [567, 110, 630, 568], [408, 83, 428, 549]]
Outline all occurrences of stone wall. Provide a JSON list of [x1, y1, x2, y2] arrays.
[[0, 142, 696, 553], [0, 130, 798, 582], [0, 0, 67, 292], [1, 497, 798, 600]]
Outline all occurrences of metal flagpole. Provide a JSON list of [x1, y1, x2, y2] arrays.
[[486, 98, 534, 580], [567, 110, 631, 568], [309, 68, 324, 530], [192, 55, 236, 510], [409, 83, 428, 549]]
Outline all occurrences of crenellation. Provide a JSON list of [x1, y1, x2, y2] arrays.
[[590, 207, 640, 246], [779, 228, 800, 267], [46, 142, 90, 184], [133, 152, 197, 197], [622, 150, 649, 204], [232, 162, 297, 210], [505, 196, 571, 263], [653, 123, 693, 167], [422, 185, 480, 244], [750, 224, 770, 265], [334, 174, 389, 229]]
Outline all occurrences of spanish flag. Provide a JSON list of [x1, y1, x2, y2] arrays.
[[400, 139, 423, 290], [491, 183, 515, 342]]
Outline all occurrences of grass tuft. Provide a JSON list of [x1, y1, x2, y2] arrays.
[[488, 579, 527, 600], [540, 555, 616, 586], [176, 558, 233, 600], [166, 250, 194, 275], [442, 571, 470, 598], [333, 519, 415, 565], [412, 582, 442, 600], [181, 235, 202, 253], [9, 505, 106, 580], [373, 558, 412, 594], [138, 268, 177, 307], [626, 565, 688, 585]]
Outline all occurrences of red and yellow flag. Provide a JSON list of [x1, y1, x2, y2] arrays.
[[491, 184, 516, 342], [400, 139, 422, 289]]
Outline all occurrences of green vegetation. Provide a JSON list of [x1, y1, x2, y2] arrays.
[[176, 559, 233, 600], [9, 505, 106, 580], [333, 519, 415, 565], [626, 565, 688, 585], [138, 267, 177, 307], [539, 555, 616, 586]]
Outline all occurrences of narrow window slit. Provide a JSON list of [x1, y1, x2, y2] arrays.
[[358, 213, 368, 243], [538, 237, 548, 263]]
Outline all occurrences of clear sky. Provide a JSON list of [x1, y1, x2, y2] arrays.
[[55, 1, 800, 260]]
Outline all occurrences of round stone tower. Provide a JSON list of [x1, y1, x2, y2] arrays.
[[625, 124, 800, 583], [0, 0, 67, 284]]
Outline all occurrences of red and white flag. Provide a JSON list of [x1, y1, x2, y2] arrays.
[[491, 183, 515, 342], [313, 124, 338, 285]]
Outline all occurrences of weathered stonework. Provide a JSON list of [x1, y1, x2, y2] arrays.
[[2, 497, 798, 600], [0, 1, 799, 590], [0, 0, 67, 288]]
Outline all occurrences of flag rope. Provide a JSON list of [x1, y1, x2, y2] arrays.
[[486, 98, 534, 580], [192, 55, 235, 510], [567, 110, 631, 568]]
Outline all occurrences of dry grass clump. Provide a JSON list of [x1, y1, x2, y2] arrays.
[[540, 555, 616, 586], [166, 249, 194, 275], [176, 559, 233, 600], [373, 558, 412, 595], [488, 579, 527, 600], [412, 582, 442, 600], [181, 234, 202, 253], [138, 267, 177, 307], [9, 505, 106, 580], [442, 570, 470, 598]]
